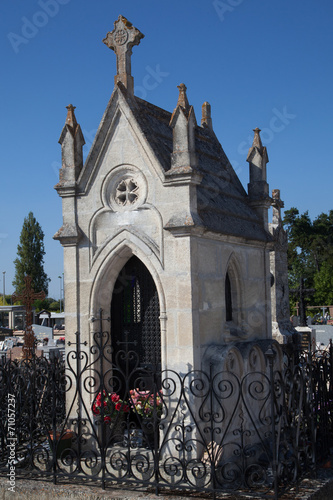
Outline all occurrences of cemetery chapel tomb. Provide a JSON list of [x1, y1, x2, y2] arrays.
[[54, 16, 292, 374]]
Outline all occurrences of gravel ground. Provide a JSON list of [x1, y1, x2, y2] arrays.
[[1, 468, 333, 500]]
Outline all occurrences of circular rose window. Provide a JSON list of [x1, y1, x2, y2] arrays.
[[103, 166, 147, 212], [115, 178, 139, 206]]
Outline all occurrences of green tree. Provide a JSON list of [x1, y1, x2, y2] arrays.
[[48, 300, 60, 312], [283, 208, 314, 288], [283, 207, 333, 307], [313, 262, 333, 306], [13, 212, 50, 296], [0, 294, 12, 305]]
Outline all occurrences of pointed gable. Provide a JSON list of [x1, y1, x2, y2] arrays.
[[77, 83, 167, 195]]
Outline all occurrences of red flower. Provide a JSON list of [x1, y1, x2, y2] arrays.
[[92, 390, 130, 421], [111, 393, 120, 403]]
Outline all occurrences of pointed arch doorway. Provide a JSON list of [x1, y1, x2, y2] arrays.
[[110, 256, 161, 376]]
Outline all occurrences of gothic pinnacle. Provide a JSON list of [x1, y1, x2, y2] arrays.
[[176, 83, 190, 113], [252, 127, 263, 150], [65, 104, 77, 129], [201, 102, 213, 130]]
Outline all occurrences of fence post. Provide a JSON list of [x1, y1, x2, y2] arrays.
[[98, 309, 106, 490], [69, 330, 87, 475], [307, 347, 317, 475], [329, 339, 333, 396], [266, 346, 278, 500], [209, 363, 216, 499], [51, 354, 58, 484]]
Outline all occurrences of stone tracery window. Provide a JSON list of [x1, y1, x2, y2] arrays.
[[115, 178, 139, 206]]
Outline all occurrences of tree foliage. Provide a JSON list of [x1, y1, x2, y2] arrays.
[[33, 298, 61, 312], [0, 295, 11, 306], [283, 207, 333, 306], [13, 212, 50, 296], [313, 262, 333, 305]]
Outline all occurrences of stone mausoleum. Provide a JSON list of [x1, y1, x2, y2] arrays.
[[54, 15, 293, 374]]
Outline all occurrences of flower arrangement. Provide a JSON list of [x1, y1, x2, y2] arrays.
[[129, 389, 163, 419], [92, 390, 130, 423]]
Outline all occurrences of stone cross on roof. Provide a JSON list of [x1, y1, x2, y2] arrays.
[[103, 15, 144, 95], [176, 83, 190, 113]]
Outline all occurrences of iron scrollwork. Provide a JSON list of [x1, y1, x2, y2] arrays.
[[0, 323, 332, 499]]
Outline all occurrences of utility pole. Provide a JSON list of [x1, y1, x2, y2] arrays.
[[58, 275, 62, 313], [2, 271, 5, 306]]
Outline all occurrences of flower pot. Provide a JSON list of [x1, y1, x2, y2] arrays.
[[99, 414, 126, 446], [141, 418, 157, 448], [49, 430, 73, 458], [109, 414, 125, 439]]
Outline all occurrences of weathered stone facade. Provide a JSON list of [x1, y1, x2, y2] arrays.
[[54, 15, 292, 373]]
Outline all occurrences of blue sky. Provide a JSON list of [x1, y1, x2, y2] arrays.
[[1, 0, 332, 298]]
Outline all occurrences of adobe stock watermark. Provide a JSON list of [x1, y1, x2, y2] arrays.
[[134, 65, 170, 100], [7, 393, 17, 493], [213, 0, 246, 22], [237, 106, 296, 155], [7, 0, 71, 54]]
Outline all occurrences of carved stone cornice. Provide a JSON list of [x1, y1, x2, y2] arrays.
[[53, 223, 82, 246]]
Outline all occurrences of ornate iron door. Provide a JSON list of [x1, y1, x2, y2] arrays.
[[111, 256, 161, 372]]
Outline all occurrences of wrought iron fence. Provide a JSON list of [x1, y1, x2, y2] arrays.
[[0, 316, 333, 500]]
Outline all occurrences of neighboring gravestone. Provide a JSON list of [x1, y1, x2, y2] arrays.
[[32, 324, 53, 342], [290, 277, 316, 350]]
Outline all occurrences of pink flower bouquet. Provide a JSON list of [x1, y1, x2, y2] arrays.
[[129, 389, 163, 419]]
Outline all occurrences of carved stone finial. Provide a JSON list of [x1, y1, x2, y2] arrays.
[[176, 83, 190, 114], [252, 127, 263, 150], [57, 104, 85, 185], [65, 104, 77, 129], [247, 127, 270, 229], [272, 189, 281, 201], [169, 83, 197, 171], [103, 15, 144, 95], [247, 127, 269, 165], [201, 101, 213, 130]]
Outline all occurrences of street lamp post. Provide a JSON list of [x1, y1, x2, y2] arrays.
[[58, 275, 62, 313], [2, 271, 5, 306]]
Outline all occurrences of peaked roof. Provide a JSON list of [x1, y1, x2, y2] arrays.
[[132, 94, 271, 242], [78, 82, 271, 243]]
